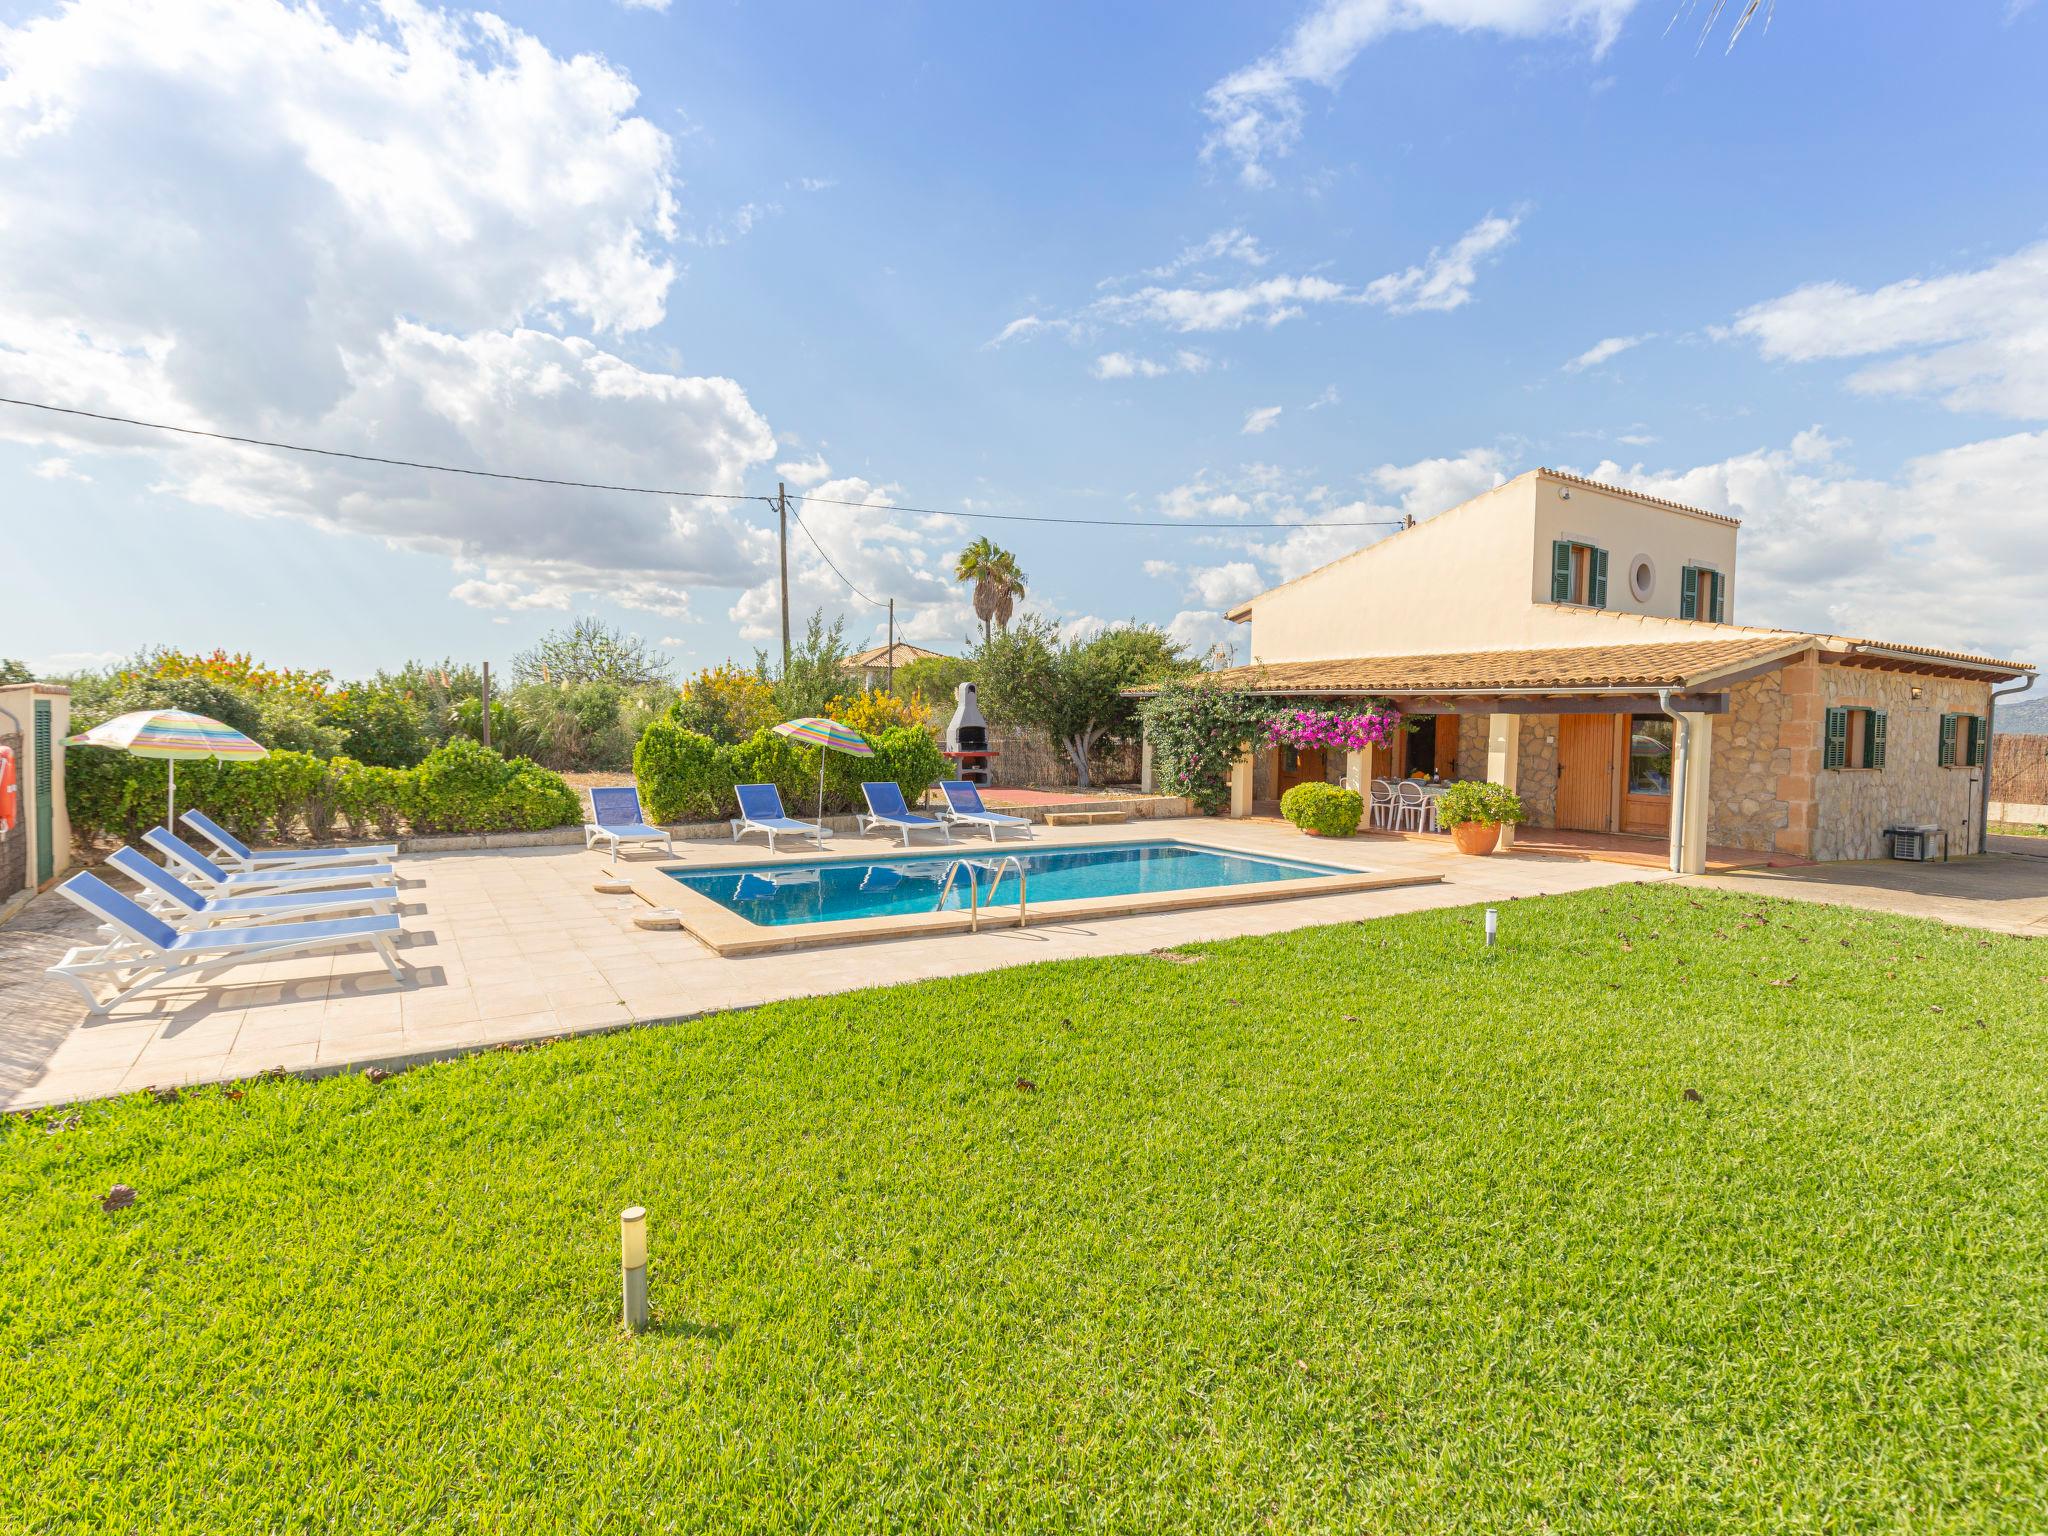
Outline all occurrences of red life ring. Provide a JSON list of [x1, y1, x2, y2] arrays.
[[0, 742, 17, 836]]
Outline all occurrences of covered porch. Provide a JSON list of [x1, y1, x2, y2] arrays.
[[1139, 637, 1811, 875]]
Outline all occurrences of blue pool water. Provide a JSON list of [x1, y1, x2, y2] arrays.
[[667, 840, 1350, 927]]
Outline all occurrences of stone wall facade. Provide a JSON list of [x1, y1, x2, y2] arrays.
[[1514, 715, 1562, 827], [1455, 714, 1490, 782], [1706, 672, 1796, 853], [1812, 666, 1990, 861]]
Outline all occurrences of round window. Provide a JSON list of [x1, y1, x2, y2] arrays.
[[1628, 555, 1656, 603]]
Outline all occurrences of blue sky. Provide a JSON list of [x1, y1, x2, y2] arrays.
[[4, 0, 2046, 681]]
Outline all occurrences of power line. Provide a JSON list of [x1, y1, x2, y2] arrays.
[[791, 490, 1404, 530], [0, 396, 774, 505], [1, 394, 1407, 531], [790, 511, 884, 608]]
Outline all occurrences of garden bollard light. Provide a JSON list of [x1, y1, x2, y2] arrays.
[[621, 1205, 649, 1334], [1484, 908, 1498, 948]]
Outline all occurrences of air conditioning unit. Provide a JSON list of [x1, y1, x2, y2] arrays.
[[1886, 825, 1944, 861]]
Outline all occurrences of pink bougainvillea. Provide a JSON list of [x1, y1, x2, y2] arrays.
[[1265, 704, 1404, 753]]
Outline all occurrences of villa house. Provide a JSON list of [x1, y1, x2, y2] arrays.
[[845, 641, 948, 692], [1159, 469, 2033, 869]]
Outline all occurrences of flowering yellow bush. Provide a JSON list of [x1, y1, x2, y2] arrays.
[[825, 688, 931, 738], [128, 648, 332, 700]]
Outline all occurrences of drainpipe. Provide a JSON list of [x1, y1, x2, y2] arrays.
[[1981, 673, 2037, 853], [1656, 688, 1688, 874]]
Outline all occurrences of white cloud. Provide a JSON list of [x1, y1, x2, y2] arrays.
[[658, 635, 687, 646], [1362, 213, 1521, 314], [776, 453, 833, 487], [1730, 240, 2048, 418], [1096, 273, 1358, 333], [1242, 405, 1284, 435], [1308, 385, 1341, 410], [682, 199, 779, 248], [1165, 609, 1241, 663], [1563, 333, 1650, 372], [617, 0, 671, 10], [795, 176, 837, 193], [986, 314, 1069, 348], [1202, 0, 1637, 186], [1145, 228, 1270, 279], [1093, 352, 1166, 380], [0, 0, 790, 622], [1154, 476, 1253, 520], [449, 578, 573, 612], [32, 455, 89, 481]]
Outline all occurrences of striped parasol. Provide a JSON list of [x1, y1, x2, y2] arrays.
[[67, 709, 268, 832], [772, 717, 873, 829]]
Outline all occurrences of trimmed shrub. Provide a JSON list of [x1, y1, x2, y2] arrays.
[[332, 759, 409, 839], [323, 685, 429, 767], [499, 757, 581, 831], [1280, 782, 1364, 837], [634, 720, 735, 823], [842, 724, 946, 813], [726, 726, 818, 819], [1434, 779, 1526, 829]]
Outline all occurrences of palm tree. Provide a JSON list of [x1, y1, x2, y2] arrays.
[[955, 539, 1028, 642]]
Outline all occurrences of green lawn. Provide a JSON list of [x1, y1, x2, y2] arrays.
[[1991, 821, 2048, 837], [5, 885, 2046, 1533]]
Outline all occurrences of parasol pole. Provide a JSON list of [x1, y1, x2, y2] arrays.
[[167, 757, 177, 834], [816, 753, 827, 831]]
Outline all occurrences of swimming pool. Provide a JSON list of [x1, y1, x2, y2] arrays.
[[666, 840, 1353, 928]]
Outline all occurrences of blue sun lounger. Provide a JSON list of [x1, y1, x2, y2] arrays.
[[106, 846, 397, 928], [584, 786, 675, 860], [936, 780, 1034, 842], [858, 782, 951, 846], [46, 870, 406, 1015], [731, 783, 829, 851], [145, 827, 398, 896], [179, 808, 396, 870]]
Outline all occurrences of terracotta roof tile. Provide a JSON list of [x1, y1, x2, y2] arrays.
[[1181, 636, 1805, 695]]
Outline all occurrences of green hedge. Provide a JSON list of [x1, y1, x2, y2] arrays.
[[65, 741, 580, 847], [633, 721, 947, 825]]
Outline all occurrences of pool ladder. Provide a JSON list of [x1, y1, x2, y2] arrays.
[[936, 855, 1028, 932]]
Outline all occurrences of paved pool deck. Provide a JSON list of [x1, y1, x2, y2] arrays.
[[2, 819, 1665, 1111]]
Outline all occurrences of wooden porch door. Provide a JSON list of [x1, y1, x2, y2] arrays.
[[1276, 745, 1326, 796], [1555, 713, 1618, 831]]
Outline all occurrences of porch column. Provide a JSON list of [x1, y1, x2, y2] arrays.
[[1139, 730, 1155, 793], [1344, 749, 1366, 792], [1485, 713, 1520, 852], [1228, 749, 1254, 818], [1677, 710, 1715, 874]]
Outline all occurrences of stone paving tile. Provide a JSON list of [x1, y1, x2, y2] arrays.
[[33, 816, 2003, 1111]]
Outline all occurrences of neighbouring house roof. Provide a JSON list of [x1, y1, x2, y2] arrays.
[[845, 641, 949, 669], [1134, 636, 1809, 698]]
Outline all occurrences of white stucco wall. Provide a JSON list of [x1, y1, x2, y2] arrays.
[[1238, 471, 1757, 664]]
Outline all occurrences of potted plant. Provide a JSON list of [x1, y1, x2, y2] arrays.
[[1433, 780, 1525, 855], [1279, 781, 1364, 838]]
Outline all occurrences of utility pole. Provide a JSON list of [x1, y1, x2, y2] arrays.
[[479, 661, 492, 750], [777, 480, 791, 674], [886, 598, 896, 694]]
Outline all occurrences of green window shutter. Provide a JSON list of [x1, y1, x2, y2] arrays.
[[1551, 540, 1573, 602], [1868, 710, 1887, 769], [1589, 547, 1609, 608], [1709, 573, 1726, 623], [1938, 713, 1958, 767], [1969, 715, 1989, 767], [1823, 706, 1848, 770], [1680, 566, 1698, 619]]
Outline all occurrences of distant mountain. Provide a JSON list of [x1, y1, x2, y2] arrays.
[[1996, 695, 2048, 735]]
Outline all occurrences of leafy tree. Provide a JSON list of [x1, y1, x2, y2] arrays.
[[954, 538, 1027, 641], [893, 653, 973, 709], [130, 647, 332, 699], [755, 612, 855, 720], [512, 617, 672, 687], [975, 618, 1194, 788], [322, 684, 430, 767], [0, 658, 32, 684]]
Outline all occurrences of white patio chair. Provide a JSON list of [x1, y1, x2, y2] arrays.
[[1368, 779, 1396, 830], [1393, 780, 1428, 832]]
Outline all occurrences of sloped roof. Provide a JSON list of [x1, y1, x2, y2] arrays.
[[845, 641, 949, 668], [1159, 636, 1808, 696]]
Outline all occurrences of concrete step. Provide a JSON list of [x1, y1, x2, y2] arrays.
[[1043, 810, 1130, 827]]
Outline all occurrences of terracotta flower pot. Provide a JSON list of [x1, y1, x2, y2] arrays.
[[1450, 821, 1500, 856]]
